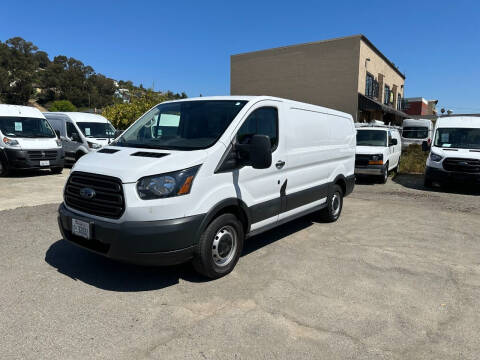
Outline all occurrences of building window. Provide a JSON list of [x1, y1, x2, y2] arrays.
[[384, 85, 390, 105], [365, 73, 379, 99], [397, 94, 402, 110]]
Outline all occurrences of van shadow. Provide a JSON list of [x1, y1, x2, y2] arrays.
[[45, 216, 316, 292], [393, 173, 480, 195], [8, 169, 60, 178]]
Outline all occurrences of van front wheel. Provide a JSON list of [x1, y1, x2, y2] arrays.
[[193, 213, 244, 279]]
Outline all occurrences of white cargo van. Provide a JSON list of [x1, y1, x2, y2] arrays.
[[423, 116, 480, 187], [355, 126, 402, 183], [401, 118, 433, 150], [44, 112, 116, 164], [58, 96, 356, 278], [0, 105, 64, 176]]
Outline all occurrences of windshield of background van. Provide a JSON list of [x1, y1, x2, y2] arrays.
[[115, 100, 248, 150], [356, 130, 387, 147], [402, 126, 428, 139], [434, 128, 480, 149], [77, 122, 115, 138], [0, 117, 56, 138]]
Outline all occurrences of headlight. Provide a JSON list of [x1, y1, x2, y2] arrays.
[[56, 139, 62, 147], [137, 165, 200, 200], [430, 152, 443, 162], [3, 137, 19, 147], [368, 154, 383, 165], [371, 154, 383, 161], [87, 141, 102, 149]]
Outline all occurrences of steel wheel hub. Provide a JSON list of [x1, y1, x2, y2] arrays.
[[212, 225, 237, 267], [332, 193, 341, 216]]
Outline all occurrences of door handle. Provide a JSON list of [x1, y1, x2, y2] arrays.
[[276, 160, 286, 169]]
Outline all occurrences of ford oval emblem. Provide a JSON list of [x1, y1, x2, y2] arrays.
[[80, 187, 96, 200]]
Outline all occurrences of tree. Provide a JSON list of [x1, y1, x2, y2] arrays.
[[49, 100, 77, 112]]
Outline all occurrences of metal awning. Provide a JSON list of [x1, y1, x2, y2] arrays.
[[358, 93, 409, 118]]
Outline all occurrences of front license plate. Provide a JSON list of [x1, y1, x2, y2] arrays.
[[40, 160, 50, 166], [72, 218, 91, 239]]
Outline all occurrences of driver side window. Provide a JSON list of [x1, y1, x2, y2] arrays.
[[237, 107, 278, 151], [66, 122, 79, 139]]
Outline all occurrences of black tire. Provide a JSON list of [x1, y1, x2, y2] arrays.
[[51, 167, 63, 174], [0, 158, 10, 177], [380, 164, 389, 184], [193, 213, 244, 279], [319, 184, 343, 223], [424, 175, 433, 188]]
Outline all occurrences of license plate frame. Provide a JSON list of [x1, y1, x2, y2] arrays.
[[72, 218, 91, 240], [40, 160, 50, 166]]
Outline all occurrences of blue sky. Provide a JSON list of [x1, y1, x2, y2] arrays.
[[1, 0, 479, 112]]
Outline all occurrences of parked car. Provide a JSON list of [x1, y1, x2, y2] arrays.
[[0, 104, 64, 176], [355, 126, 402, 183], [43, 112, 116, 165], [423, 116, 480, 187], [401, 118, 433, 150], [58, 96, 356, 278]]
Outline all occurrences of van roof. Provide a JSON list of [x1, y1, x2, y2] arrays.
[[402, 118, 432, 127], [436, 116, 480, 129], [160, 95, 353, 120], [0, 104, 45, 119], [43, 112, 109, 123]]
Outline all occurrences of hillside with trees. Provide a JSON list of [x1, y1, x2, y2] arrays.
[[0, 37, 187, 112]]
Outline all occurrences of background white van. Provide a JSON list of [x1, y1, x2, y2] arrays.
[[401, 118, 433, 150], [0, 105, 64, 176], [355, 126, 402, 183], [423, 116, 480, 187], [44, 112, 116, 164], [58, 96, 356, 278]]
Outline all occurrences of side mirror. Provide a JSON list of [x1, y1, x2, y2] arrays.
[[422, 140, 431, 152], [71, 132, 81, 143], [114, 129, 124, 138], [55, 130, 61, 138], [390, 138, 398, 146], [248, 135, 272, 169]]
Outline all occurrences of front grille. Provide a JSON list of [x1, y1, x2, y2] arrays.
[[65, 172, 125, 219], [28, 150, 58, 160], [355, 155, 370, 167], [443, 158, 480, 173]]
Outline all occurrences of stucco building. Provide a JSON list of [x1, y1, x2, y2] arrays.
[[231, 34, 409, 124]]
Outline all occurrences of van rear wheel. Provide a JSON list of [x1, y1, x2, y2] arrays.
[[319, 184, 343, 223], [193, 213, 244, 279]]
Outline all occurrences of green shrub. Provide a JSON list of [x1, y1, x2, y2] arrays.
[[49, 100, 77, 112], [399, 144, 429, 174]]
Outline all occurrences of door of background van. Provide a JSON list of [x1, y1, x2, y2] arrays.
[[231, 100, 287, 232], [388, 131, 401, 169]]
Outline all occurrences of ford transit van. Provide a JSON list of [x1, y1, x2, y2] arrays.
[[0, 105, 64, 176], [423, 116, 480, 187], [355, 125, 402, 183], [44, 112, 116, 164], [401, 118, 433, 150], [58, 96, 356, 278]]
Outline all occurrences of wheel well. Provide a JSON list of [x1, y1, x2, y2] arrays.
[[335, 178, 346, 195], [209, 205, 249, 234]]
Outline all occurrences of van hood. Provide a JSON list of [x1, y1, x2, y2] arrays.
[[72, 146, 209, 183], [14, 137, 59, 150], [432, 147, 480, 160], [356, 145, 386, 155]]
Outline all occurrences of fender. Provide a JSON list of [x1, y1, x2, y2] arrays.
[[195, 198, 251, 241], [333, 173, 355, 197]]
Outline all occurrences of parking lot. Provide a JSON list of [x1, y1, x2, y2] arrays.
[[1, 172, 480, 359]]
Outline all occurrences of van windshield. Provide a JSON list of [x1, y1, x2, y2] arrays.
[[0, 117, 56, 138], [402, 126, 428, 139], [114, 100, 248, 150], [434, 128, 480, 149], [77, 122, 115, 138], [356, 130, 387, 147]]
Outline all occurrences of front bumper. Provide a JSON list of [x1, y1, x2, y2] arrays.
[[425, 166, 480, 184], [355, 165, 384, 176], [58, 203, 205, 266], [3, 148, 64, 170]]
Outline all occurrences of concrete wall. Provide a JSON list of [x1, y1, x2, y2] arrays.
[[358, 39, 405, 108], [231, 36, 361, 117]]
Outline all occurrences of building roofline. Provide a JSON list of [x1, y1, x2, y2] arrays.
[[231, 34, 406, 80]]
